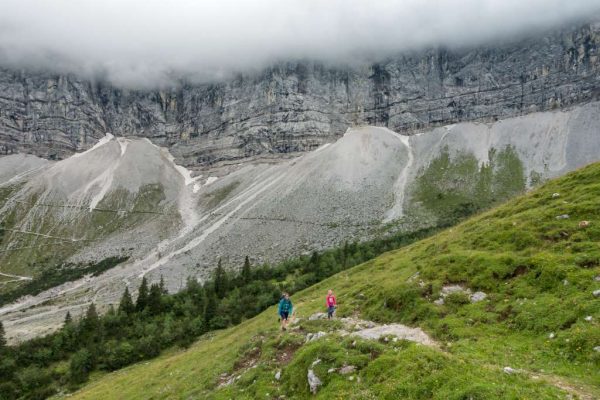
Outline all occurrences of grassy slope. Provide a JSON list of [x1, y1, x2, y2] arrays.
[[65, 163, 600, 400]]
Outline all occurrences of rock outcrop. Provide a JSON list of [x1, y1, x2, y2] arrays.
[[0, 21, 598, 166]]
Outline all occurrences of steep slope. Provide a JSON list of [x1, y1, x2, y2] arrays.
[[65, 162, 600, 399], [2, 101, 600, 343], [0, 20, 598, 166]]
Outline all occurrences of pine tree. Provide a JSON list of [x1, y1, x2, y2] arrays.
[[204, 291, 218, 326], [159, 275, 168, 295], [136, 277, 149, 312], [64, 311, 73, 326], [0, 320, 6, 350], [242, 256, 251, 284], [214, 258, 228, 299], [118, 286, 135, 315], [82, 303, 100, 339], [148, 283, 163, 315]]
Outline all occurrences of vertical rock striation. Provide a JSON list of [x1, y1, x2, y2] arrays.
[[0, 21, 598, 167]]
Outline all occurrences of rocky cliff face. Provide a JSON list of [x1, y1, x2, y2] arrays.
[[0, 21, 599, 167]]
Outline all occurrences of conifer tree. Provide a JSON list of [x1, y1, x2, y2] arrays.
[[148, 283, 163, 315], [159, 275, 168, 295], [214, 258, 228, 299], [136, 277, 149, 312], [0, 320, 5, 350], [82, 303, 100, 338], [204, 291, 218, 326], [118, 286, 135, 315], [242, 256, 251, 284], [64, 311, 73, 326]]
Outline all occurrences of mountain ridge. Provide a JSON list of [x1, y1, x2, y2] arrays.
[[0, 20, 598, 167]]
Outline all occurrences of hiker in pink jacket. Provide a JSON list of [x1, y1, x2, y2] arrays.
[[326, 289, 337, 319]]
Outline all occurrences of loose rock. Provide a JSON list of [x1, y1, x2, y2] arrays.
[[275, 371, 281, 381], [594, 346, 600, 353], [306, 331, 327, 342], [470, 291, 487, 303], [552, 193, 560, 198], [351, 323, 437, 347], [584, 316, 593, 322], [579, 220, 590, 228], [307, 369, 322, 394], [555, 214, 570, 220], [593, 290, 600, 298], [503, 367, 518, 374], [308, 312, 327, 321], [339, 365, 356, 375]]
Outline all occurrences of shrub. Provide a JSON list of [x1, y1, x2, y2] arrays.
[[69, 349, 93, 384]]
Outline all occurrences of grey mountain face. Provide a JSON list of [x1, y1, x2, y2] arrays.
[[0, 22, 598, 167]]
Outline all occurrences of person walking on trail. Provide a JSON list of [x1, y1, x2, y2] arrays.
[[326, 289, 337, 319], [278, 293, 293, 331]]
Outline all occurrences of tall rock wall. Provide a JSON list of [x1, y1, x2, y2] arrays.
[[0, 21, 598, 166]]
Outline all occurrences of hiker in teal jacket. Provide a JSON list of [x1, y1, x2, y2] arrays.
[[278, 293, 293, 331]]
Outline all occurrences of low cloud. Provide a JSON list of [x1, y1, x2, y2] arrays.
[[0, 0, 598, 87]]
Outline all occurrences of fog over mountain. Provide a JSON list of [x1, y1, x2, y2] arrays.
[[1, 0, 599, 87]]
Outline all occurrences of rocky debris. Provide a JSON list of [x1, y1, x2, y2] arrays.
[[306, 332, 327, 342], [594, 346, 600, 353], [433, 285, 473, 305], [442, 285, 471, 296], [339, 317, 376, 331], [307, 369, 322, 394], [351, 323, 437, 347], [556, 214, 570, 220], [327, 368, 336, 373], [311, 359, 321, 367], [552, 193, 561, 198], [579, 220, 590, 228], [594, 276, 600, 282], [218, 373, 242, 387], [274, 371, 281, 381], [308, 312, 328, 321], [470, 291, 487, 303], [503, 367, 519, 374], [593, 290, 600, 298], [339, 365, 356, 375], [549, 332, 556, 339], [584, 316, 593, 322]]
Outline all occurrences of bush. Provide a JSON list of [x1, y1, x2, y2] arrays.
[[70, 349, 93, 384], [103, 341, 136, 371]]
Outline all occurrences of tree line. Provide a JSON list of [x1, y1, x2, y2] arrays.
[[0, 225, 441, 400]]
